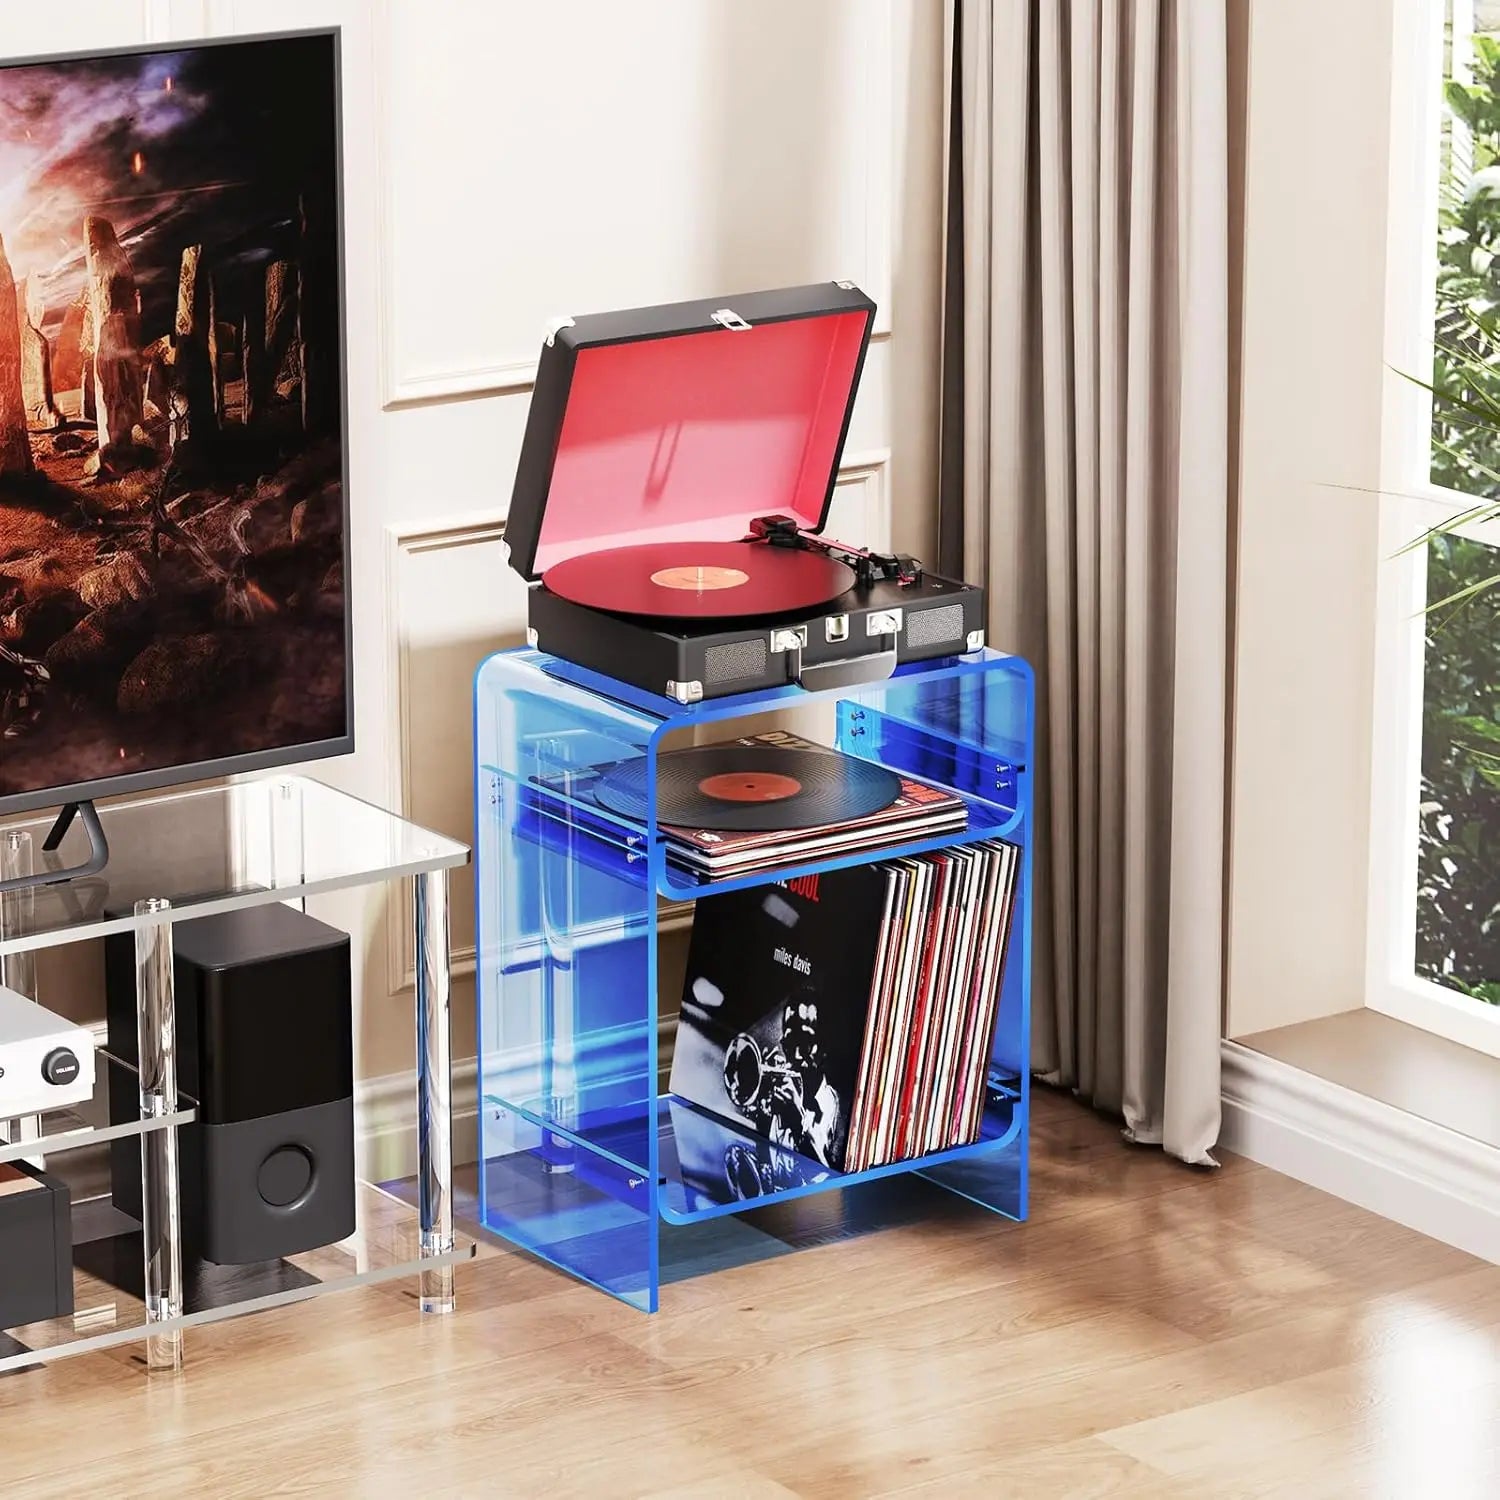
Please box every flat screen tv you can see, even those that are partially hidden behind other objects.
[0,29,350,827]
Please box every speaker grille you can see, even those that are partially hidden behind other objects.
[905,603,965,649]
[704,638,768,684]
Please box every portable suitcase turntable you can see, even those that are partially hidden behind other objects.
[506,281,986,703]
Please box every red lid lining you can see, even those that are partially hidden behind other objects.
[532,311,868,575]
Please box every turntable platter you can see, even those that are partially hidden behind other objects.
[542,541,855,621]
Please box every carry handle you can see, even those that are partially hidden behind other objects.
[793,643,898,693]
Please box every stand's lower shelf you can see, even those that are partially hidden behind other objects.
[478,1087,1026,1309]
[0,1182,475,1373]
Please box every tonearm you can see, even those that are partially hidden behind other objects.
[746,514,922,588]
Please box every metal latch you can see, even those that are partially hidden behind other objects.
[543,315,575,347]
[711,308,752,332]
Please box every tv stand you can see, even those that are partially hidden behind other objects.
[0,801,110,895]
[0,776,473,1375]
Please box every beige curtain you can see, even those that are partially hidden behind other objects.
[940,0,1229,1163]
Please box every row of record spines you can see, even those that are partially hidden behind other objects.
[842,838,1021,1171]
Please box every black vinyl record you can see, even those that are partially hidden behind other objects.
[542,541,854,621]
[596,746,901,832]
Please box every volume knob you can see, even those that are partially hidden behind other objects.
[41,1047,81,1087]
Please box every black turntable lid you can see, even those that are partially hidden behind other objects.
[504,282,877,582]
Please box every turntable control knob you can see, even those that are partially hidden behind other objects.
[42,1047,81,1087]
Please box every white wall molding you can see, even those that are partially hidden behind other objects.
[142,0,214,38]
[829,448,893,548]
[381,512,509,996]
[1220,1039,1500,1264]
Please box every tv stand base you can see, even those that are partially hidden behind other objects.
[0,801,110,895]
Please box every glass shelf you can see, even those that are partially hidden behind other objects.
[0,1183,476,1372]
[481,1086,1022,1221]
[0,1052,197,1168]
[0,775,468,958]
[509,775,1023,900]
[657,1088,1023,1223]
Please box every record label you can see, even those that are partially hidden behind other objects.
[697,771,802,803]
[544,541,854,621]
[596,745,900,832]
[649,565,750,592]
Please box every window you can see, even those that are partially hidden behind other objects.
[1367,0,1500,1051]
[1419,3,1500,1004]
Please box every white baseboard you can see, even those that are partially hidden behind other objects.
[353,1011,676,1183]
[355,1056,480,1184]
[1220,1039,1500,1264]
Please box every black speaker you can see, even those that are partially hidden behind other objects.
[0,1161,73,1330]
[108,902,355,1266]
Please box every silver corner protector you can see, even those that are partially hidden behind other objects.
[965,629,985,652]
[543,315,575,348]
[525,626,539,648]
[666,679,704,704]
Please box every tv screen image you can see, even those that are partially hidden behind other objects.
[0,30,348,816]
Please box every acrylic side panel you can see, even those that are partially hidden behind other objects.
[474,652,664,1308]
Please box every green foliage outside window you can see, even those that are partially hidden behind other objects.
[1418,536,1500,1001]
[1418,33,1500,1000]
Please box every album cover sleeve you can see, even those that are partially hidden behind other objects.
[844,862,910,1173]
[948,843,1003,1147]
[893,853,954,1159]
[869,857,932,1167]
[918,846,984,1155]
[952,841,1021,1145]
[934,845,1000,1149]
[668,803,965,874]
[671,863,892,1173]
[840,868,901,1172]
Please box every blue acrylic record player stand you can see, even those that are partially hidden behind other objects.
[473,646,1032,1311]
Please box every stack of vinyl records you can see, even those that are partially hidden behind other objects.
[581,728,968,878]
[671,839,1020,1173]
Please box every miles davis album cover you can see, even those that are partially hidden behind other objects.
[671,865,890,1177]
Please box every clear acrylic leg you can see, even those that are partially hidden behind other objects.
[415,869,455,1314]
[1,830,38,999]
[1,832,41,1164]
[135,898,184,1372]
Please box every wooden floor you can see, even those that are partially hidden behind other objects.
[5,1088,1498,1499]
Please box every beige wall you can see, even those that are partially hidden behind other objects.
[1226,0,1396,1036]
[5,3,947,1086]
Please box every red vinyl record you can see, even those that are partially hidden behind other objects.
[542,541,854,621]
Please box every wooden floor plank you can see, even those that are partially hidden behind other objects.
[2,1090,1494,1499]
